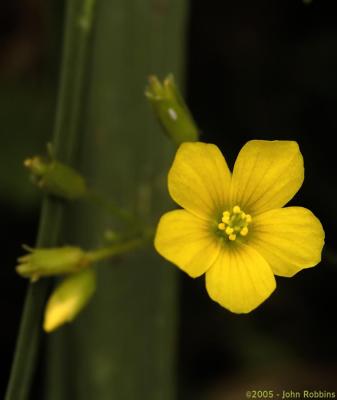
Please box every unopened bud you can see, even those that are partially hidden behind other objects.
[16,246,91,281]
[145,74,199,146]
[24,156,87,200]
[43,269,96,332]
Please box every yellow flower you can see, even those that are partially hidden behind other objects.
[154,140,325,313]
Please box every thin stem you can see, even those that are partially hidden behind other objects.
[5,1,96,399]
[87,236,148,264]
[4,201,59,400]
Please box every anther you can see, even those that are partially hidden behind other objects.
[222,215,230,223]
[233,205,241,214]
[225,227,234,235]
[218,223,225,230]
[240,227,248,236]
[229,234,236,241]
[245,214,252,223]
[222,211,230,223]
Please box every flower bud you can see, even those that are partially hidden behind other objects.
[24,156,87,200]
[145,74,199,146]
[43,269,96,332]
[16,246,91,281]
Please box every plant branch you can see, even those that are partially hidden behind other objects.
[5,1,97,399]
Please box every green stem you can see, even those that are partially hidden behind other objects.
[87,236,148,263]
[5,1,96,399]
[4,201,60,400]
[53,0,96,162]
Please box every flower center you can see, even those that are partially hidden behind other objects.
[217,205,252,241]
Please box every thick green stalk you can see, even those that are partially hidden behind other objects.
[5,1,96,399]
[45,0,188,399]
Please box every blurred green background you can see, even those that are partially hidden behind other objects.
[1,0,337,399]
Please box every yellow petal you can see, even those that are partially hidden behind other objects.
[249,207,324,277]
[168,142,231,220]
[205,244,276,313]
[231,140,304,215]
[154,209,221,277]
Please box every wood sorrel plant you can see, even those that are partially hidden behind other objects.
[6,1,324,399]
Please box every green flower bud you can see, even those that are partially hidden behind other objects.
[24,156,87,200]
[16,246,91,281]
[43,269,96,332]
[145,74,199,146]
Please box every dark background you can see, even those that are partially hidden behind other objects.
[1,0,336,399]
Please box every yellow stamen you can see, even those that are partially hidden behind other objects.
[217,205,252,242]
[240,226,248,236]
[222,215,230,223]
[225,227,234,235]
[222,211,230,223]
[233,205,241,214]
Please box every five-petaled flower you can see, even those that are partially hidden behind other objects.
[154,140,325,313]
